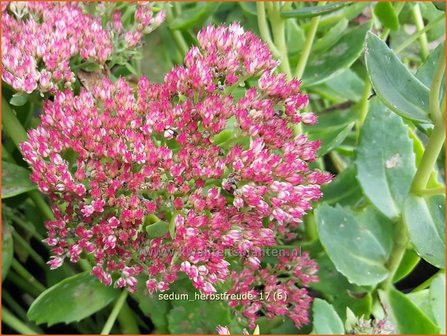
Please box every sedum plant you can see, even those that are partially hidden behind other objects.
[1,1,445,335]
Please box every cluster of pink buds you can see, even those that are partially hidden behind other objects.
[1,1,165,94]
[108,2,165,48]
[20,23,331,328]
[228,250,318,329]
[1,2,112,93]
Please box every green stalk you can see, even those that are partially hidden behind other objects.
[429,47,446,124]
[29,191,54,220]
[165,5,189,57]
[7,272,41,297]
[380,219,408,289]
[12,231,46,267]
[268,3,292,78]
[2,291,28,320]
[10,213,45,241]
[411,124,446,193]
[100,290,129,335]
[11,259,46,293]
[2,96,28,146]
[2,97,55,220]
[411,48,446,193]
[256,2,280,57]
[411,3,429,60]
[357,2,405,137]
[395,14,444,54]
[295,1,327,79]
[2,307,42,335]
[117,302,140,334]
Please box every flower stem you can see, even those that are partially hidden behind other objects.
[2,97,55,220]
[11,258,46,293]
[2,306,42,335]
[165,5,189,57]
[411,3,429,60]
[117,302,140,334]
[268,4,292,78]
[411,124,446,193]
[29,191,54,220]
[395,13,444,54]
[429,47,446,125]
[2,96,28,146]
[295,1,326,79]
[256,2,280,58]
[11,231,46,267]
[380,218,408,289]
[411,48,445,193]
[100,290,129,335]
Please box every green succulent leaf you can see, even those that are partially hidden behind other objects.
[281,2,348,19]
[429,273,446,333]
[404,194,445,269]
[145,220,169,239]
[169,3,220,30]
[393,249,420,283]
[312,18,348,53]
[316,203,394,286]
[2,161,37,199]
[311,298,345,334]
[321,165,364,207]
[9,92,28,106]
[356,100,416,219]
[28,272,119,326]
[365,32,431,123]
[303,23,370,86]
[374,2,399,31]
[379,288,440,333]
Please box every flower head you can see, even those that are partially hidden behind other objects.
[20,23,331,326]
[1,1,165,94]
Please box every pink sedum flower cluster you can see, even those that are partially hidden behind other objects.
[20,23,331,328]
[1,1,164,94]
[229,250,318,329]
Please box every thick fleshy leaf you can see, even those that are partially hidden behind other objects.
[167,298,231,333]
[313,69,365,103]
[433,2,446,11]
[305,108,356,156]
[132,277,170,333]
[430,273,446,333]
[404,194,445,269]
[356,100,416,219]
[238,2,257,16]
[310,254,372,320]
[303,23,370,86]
[312,18,348,53]
[286,20,305,54]
[145,220,169,239]
[379,288,440,333]
[393,249,420,282]
[406,289,436,322]
[28,272,118,326]
[365,32,431,123]
[10,93,28,106]
[2,223,13,282]
[374,2,399,31]
[2,161,37,198]
[169,3,220,30]
[311,298,344,334]
[281,2,348,19]
[321,165,364,207]
[316,204,394,286]
[416,42,445,101]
